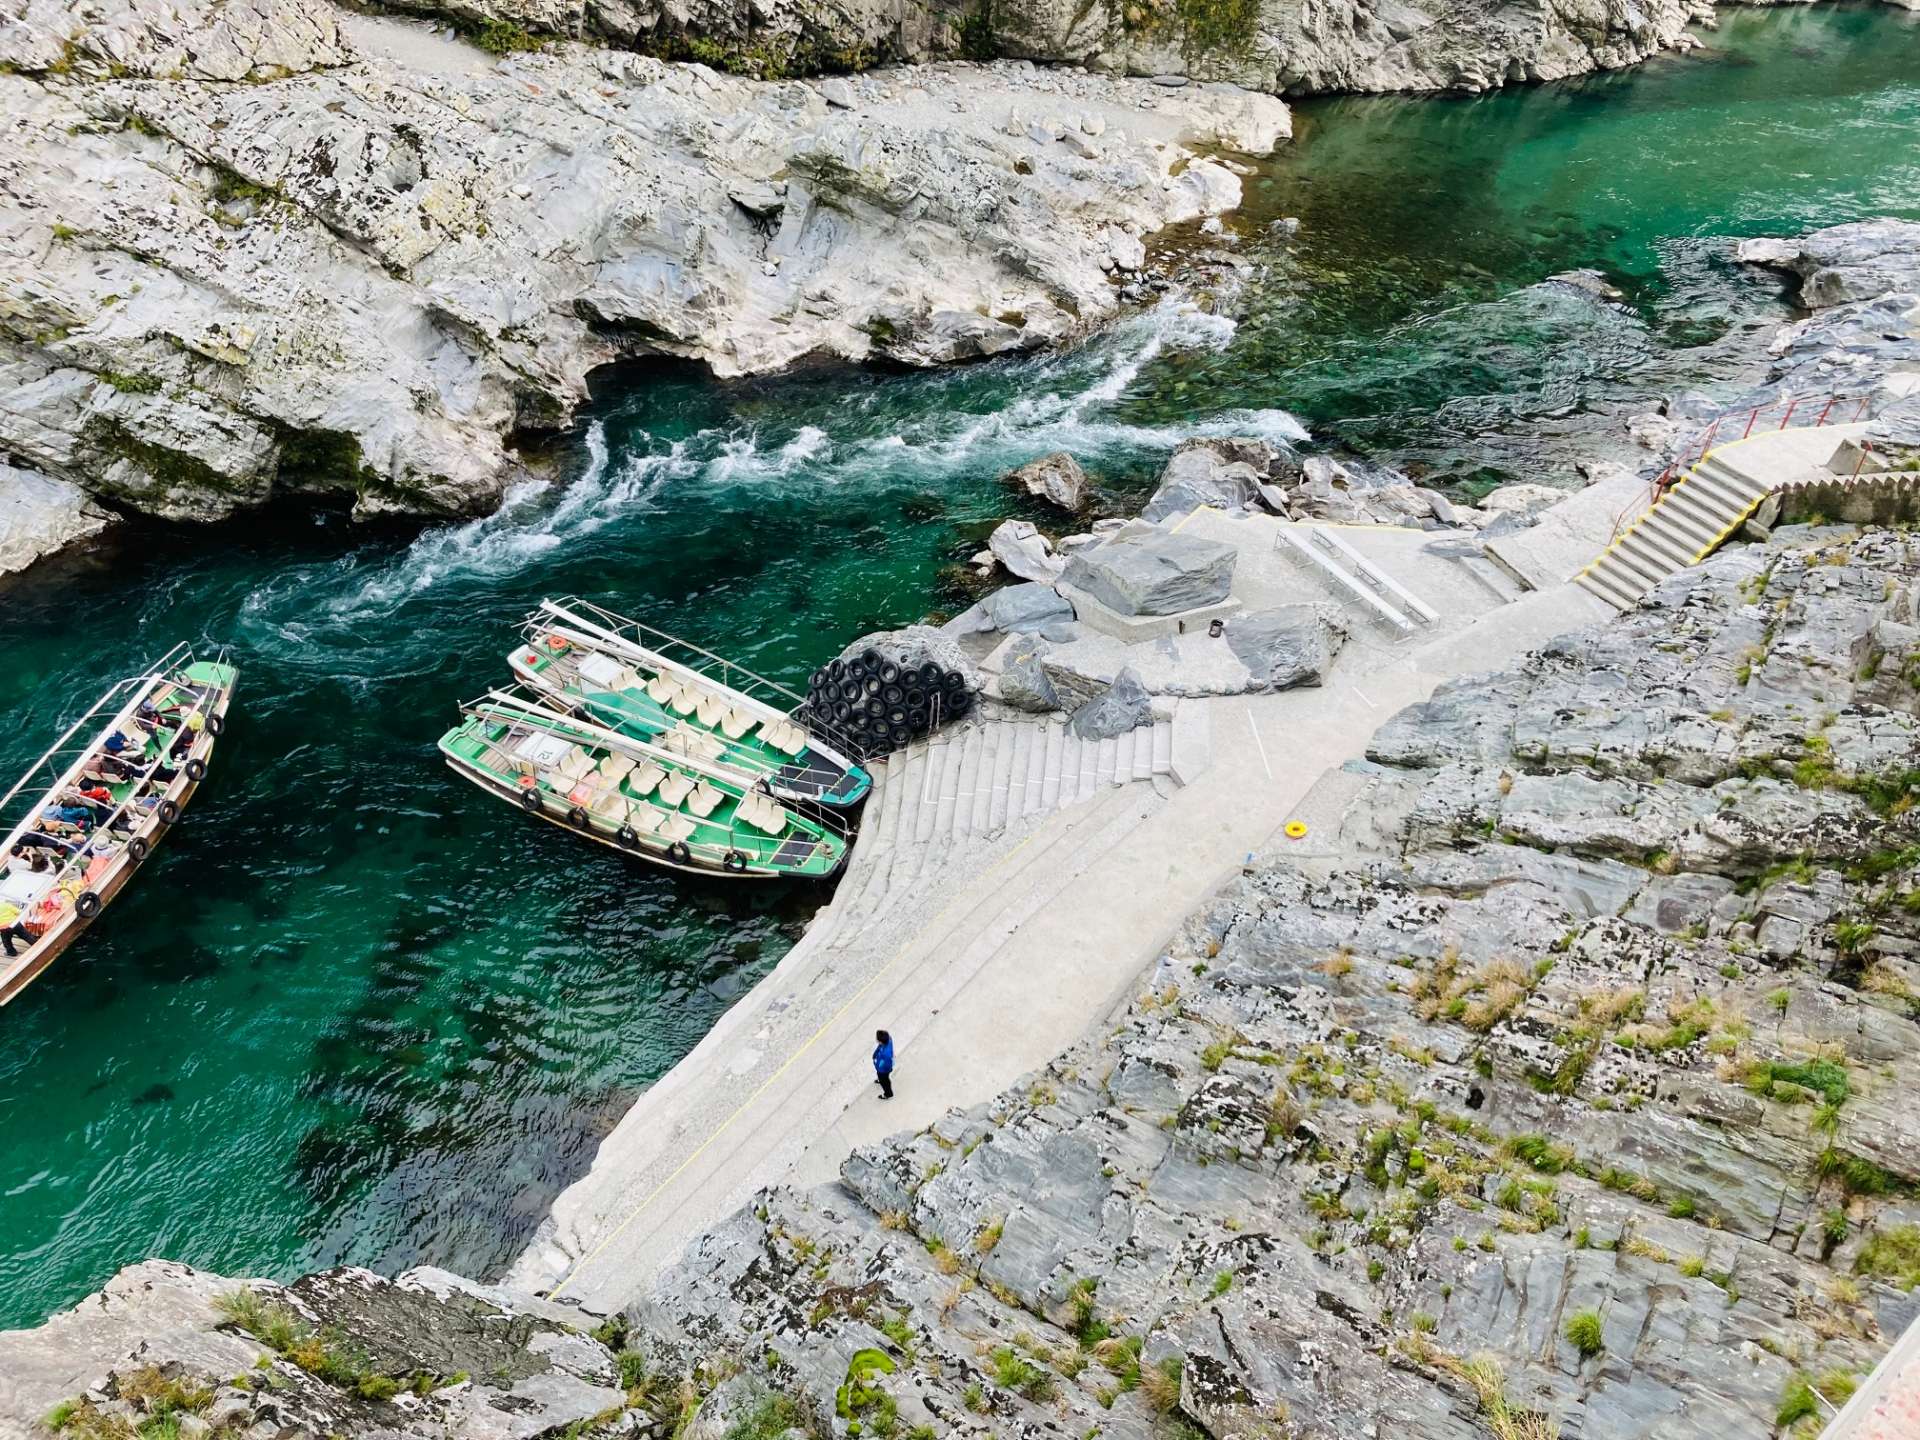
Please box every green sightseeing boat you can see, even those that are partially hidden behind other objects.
[508,598,871,809]
[437,688,849,880]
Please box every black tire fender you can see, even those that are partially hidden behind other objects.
[128,836,151,861]
[567,805,591,829]
[667,841,693,865]
[185,757,208,782]
[76,890,102,919]
[723,850,748,873]
[521,788,542,812]
[157,799,181,825]
[206,713,225,737]
[617,825,640,849]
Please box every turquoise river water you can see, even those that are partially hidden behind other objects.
[0,4,1914,1330]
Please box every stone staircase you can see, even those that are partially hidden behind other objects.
[1575,422,1870,611]
[807,713,1186,954]
[1575,452,1774,610]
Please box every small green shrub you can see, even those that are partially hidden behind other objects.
[1563,1310,1605,1358]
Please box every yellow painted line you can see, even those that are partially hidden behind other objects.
[544,817,1051,1302]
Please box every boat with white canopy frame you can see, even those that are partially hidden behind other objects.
[437,685,849,880]
[508,598,871,809]
[0,644,238,1007]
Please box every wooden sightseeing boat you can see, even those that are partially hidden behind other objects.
[508,598,871,809]
[0,645,239,1007]
[437,687,849,880]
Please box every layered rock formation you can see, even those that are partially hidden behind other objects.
[8,520,1918,1439]
[0,464,112,577]
[363,0,1718,94]
[0,0,1285,528]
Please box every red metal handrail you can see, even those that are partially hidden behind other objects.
[1610,389,1874,544]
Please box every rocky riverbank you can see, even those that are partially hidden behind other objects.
[5,513,1918,1439]
[0,0,1283,547]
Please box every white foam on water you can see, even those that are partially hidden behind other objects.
[267,294,1311,618]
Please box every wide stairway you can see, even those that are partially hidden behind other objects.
[1576,421,1870,610]
[808,711,1185,953]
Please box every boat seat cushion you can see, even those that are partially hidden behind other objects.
[627,761,666,798]
[696,694,728,728]
[656,771,694,807]
[679,728,726,762]
[558,747,598,782]
[598,753,636,784]
[656,814,697,844]
[766,721,808,756]
[669,684,701,716]
[686,781,724,818]
[592,788,629,822]
[719,707,756,740]
[742,792,790,836]
[627,805,665,834]
[613,666,642,691]
[646,675,676,705]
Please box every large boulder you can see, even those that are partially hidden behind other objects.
[997,637,1063,713]
[1062,526,1236,616]
[1065,666,1150,739]
[978,582,1076,635]
[1736,219,1920,309]
[988,520,1066,583]
[1003,452,1091,513]
[1139,439,1272,521]
[1225,605,1347,689]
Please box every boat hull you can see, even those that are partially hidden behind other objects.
[0,669,238,1008]
[444,756,840,882]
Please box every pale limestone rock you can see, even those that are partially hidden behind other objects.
[0,463,112,576]
[0,5,1288,532]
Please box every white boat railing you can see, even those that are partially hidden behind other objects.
[528,598,869,766]
[461,693,852,858]
[0,644,224,944]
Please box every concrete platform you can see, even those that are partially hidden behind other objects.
[509,505,1613,1310]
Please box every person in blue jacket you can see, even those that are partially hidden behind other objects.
[873,1029,894,1100]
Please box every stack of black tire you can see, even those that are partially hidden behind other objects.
[797,649,974,760]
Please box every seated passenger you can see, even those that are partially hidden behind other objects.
[7,845,51,876]
[0,900,31,958]
[16,829,78,857]
[42,804,95,830]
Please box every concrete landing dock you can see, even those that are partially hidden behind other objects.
[507,496,1626,1312]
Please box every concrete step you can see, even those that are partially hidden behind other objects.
[1170,700,1211,786]
[987,722,1021,834]
[1620,522,1696,575]
[1023,721,1049,819]
[925,731,962,844]
[1152,718,1173,776]
[1040,723,1065,811]
[1132,724,1155,782]
[964,722,995,837]
[1577,564,1640,612]
[1095,734,1119,789]
[1602,539,1671,590]
[1656,492,1729,553]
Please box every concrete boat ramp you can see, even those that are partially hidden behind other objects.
[508,421,1874,1314]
